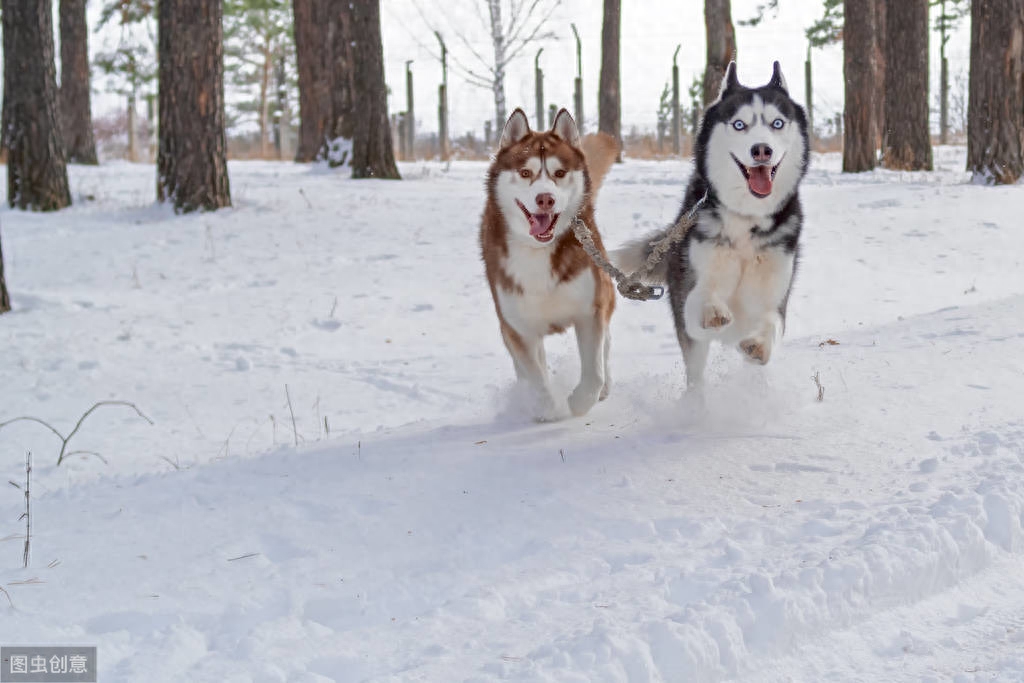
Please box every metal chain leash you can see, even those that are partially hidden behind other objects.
[569,191,708,301]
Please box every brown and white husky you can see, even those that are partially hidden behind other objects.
[480,108,618,421]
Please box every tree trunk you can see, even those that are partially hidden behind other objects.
[58,0,98,165]
[327,2,355,141]
[872,0,886,148]
[274,54,287,158]
[1,0,72,211]
[881,0,932,170]
[488,0,508,133]
[293,0,330,161]
[703,0,736,107]
[294,0,354,162]
[349,0,399,179]
[157,0,231,212]
[259,42,271,158]
[843,0,877,172]
[0,228,11,314]
[967,0,1024,184]
[599,0,621,160]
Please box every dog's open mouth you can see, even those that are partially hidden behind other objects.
[732,154,784,198]
[516,200,559,243]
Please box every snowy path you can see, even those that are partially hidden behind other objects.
[1,150,1023,681]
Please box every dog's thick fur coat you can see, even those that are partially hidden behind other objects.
[616,62,809,388]
[480,108,619,420]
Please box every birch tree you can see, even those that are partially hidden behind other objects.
[415,0,561,133]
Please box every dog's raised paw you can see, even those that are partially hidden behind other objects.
[701,303,733,330]
[739,338,771,364]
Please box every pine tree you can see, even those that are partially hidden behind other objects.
[349,0,399,179]
[293,0,355,162]
[881,0,932,171]
[966,0,1024,184]
[157,0,232,211]
[59,0,99,164]
[95,1,158,162]
[843,0,877,172]
[224,0,295,157]
[2,0,72,211]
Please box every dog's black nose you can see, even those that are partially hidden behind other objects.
[751,144,773,163]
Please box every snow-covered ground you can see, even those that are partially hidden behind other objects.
[1,148,1023,682]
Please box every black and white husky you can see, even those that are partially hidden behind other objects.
[616,61,809,388]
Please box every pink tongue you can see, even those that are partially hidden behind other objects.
[529,213,554,236]
[748,165,772,196]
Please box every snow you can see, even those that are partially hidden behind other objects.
[2,147,1024,682]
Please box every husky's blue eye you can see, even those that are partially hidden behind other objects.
[772,118,785,129]
[732,120,746,131]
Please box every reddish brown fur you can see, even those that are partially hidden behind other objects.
[480,131,618,332]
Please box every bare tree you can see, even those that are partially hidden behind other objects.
[703,0,736,107]
[59,0,99,164]
[882,0,932,170]
[349,0,399,179]
[598,0,621,158]
[414,0,561,133]
[157,0,232,212]
[843,0,877,172]
[2,0,72,211]
[967,0,1024,184]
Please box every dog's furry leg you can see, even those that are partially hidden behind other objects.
[569,315,607,416]
[600,330,611,400]
[684,244,742,338]
[678,329,710,389]
[501,323,558,419]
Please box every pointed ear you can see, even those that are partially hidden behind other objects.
[715,61,740,102]
[551,108,581,148]
[499,109,531,148]
[768,61,788,92]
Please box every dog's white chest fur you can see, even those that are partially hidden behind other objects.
[496,242,595,335]
[686,209,794,345]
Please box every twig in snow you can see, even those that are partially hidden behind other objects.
[227,552,260,562]
[285,385,299,447]
[812,372,825,402]
[21,452,31,568]
[324,416,330,438]
[158,455,182,471]
[329,296,338,318]
[0,585,13,609]
[313,395,322,441]
[298,188,314,209]
[559,449,565,463]
[0,400,154,466]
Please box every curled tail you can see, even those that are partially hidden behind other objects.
[581,132,619,198]
[610,229,672,284]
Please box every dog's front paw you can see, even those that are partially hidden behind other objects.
[701,302,733,330]
[739,337,772,364]
[568,382,602,417]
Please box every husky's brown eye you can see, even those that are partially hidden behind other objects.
[554,169,567,178]
[519,169,531,179]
